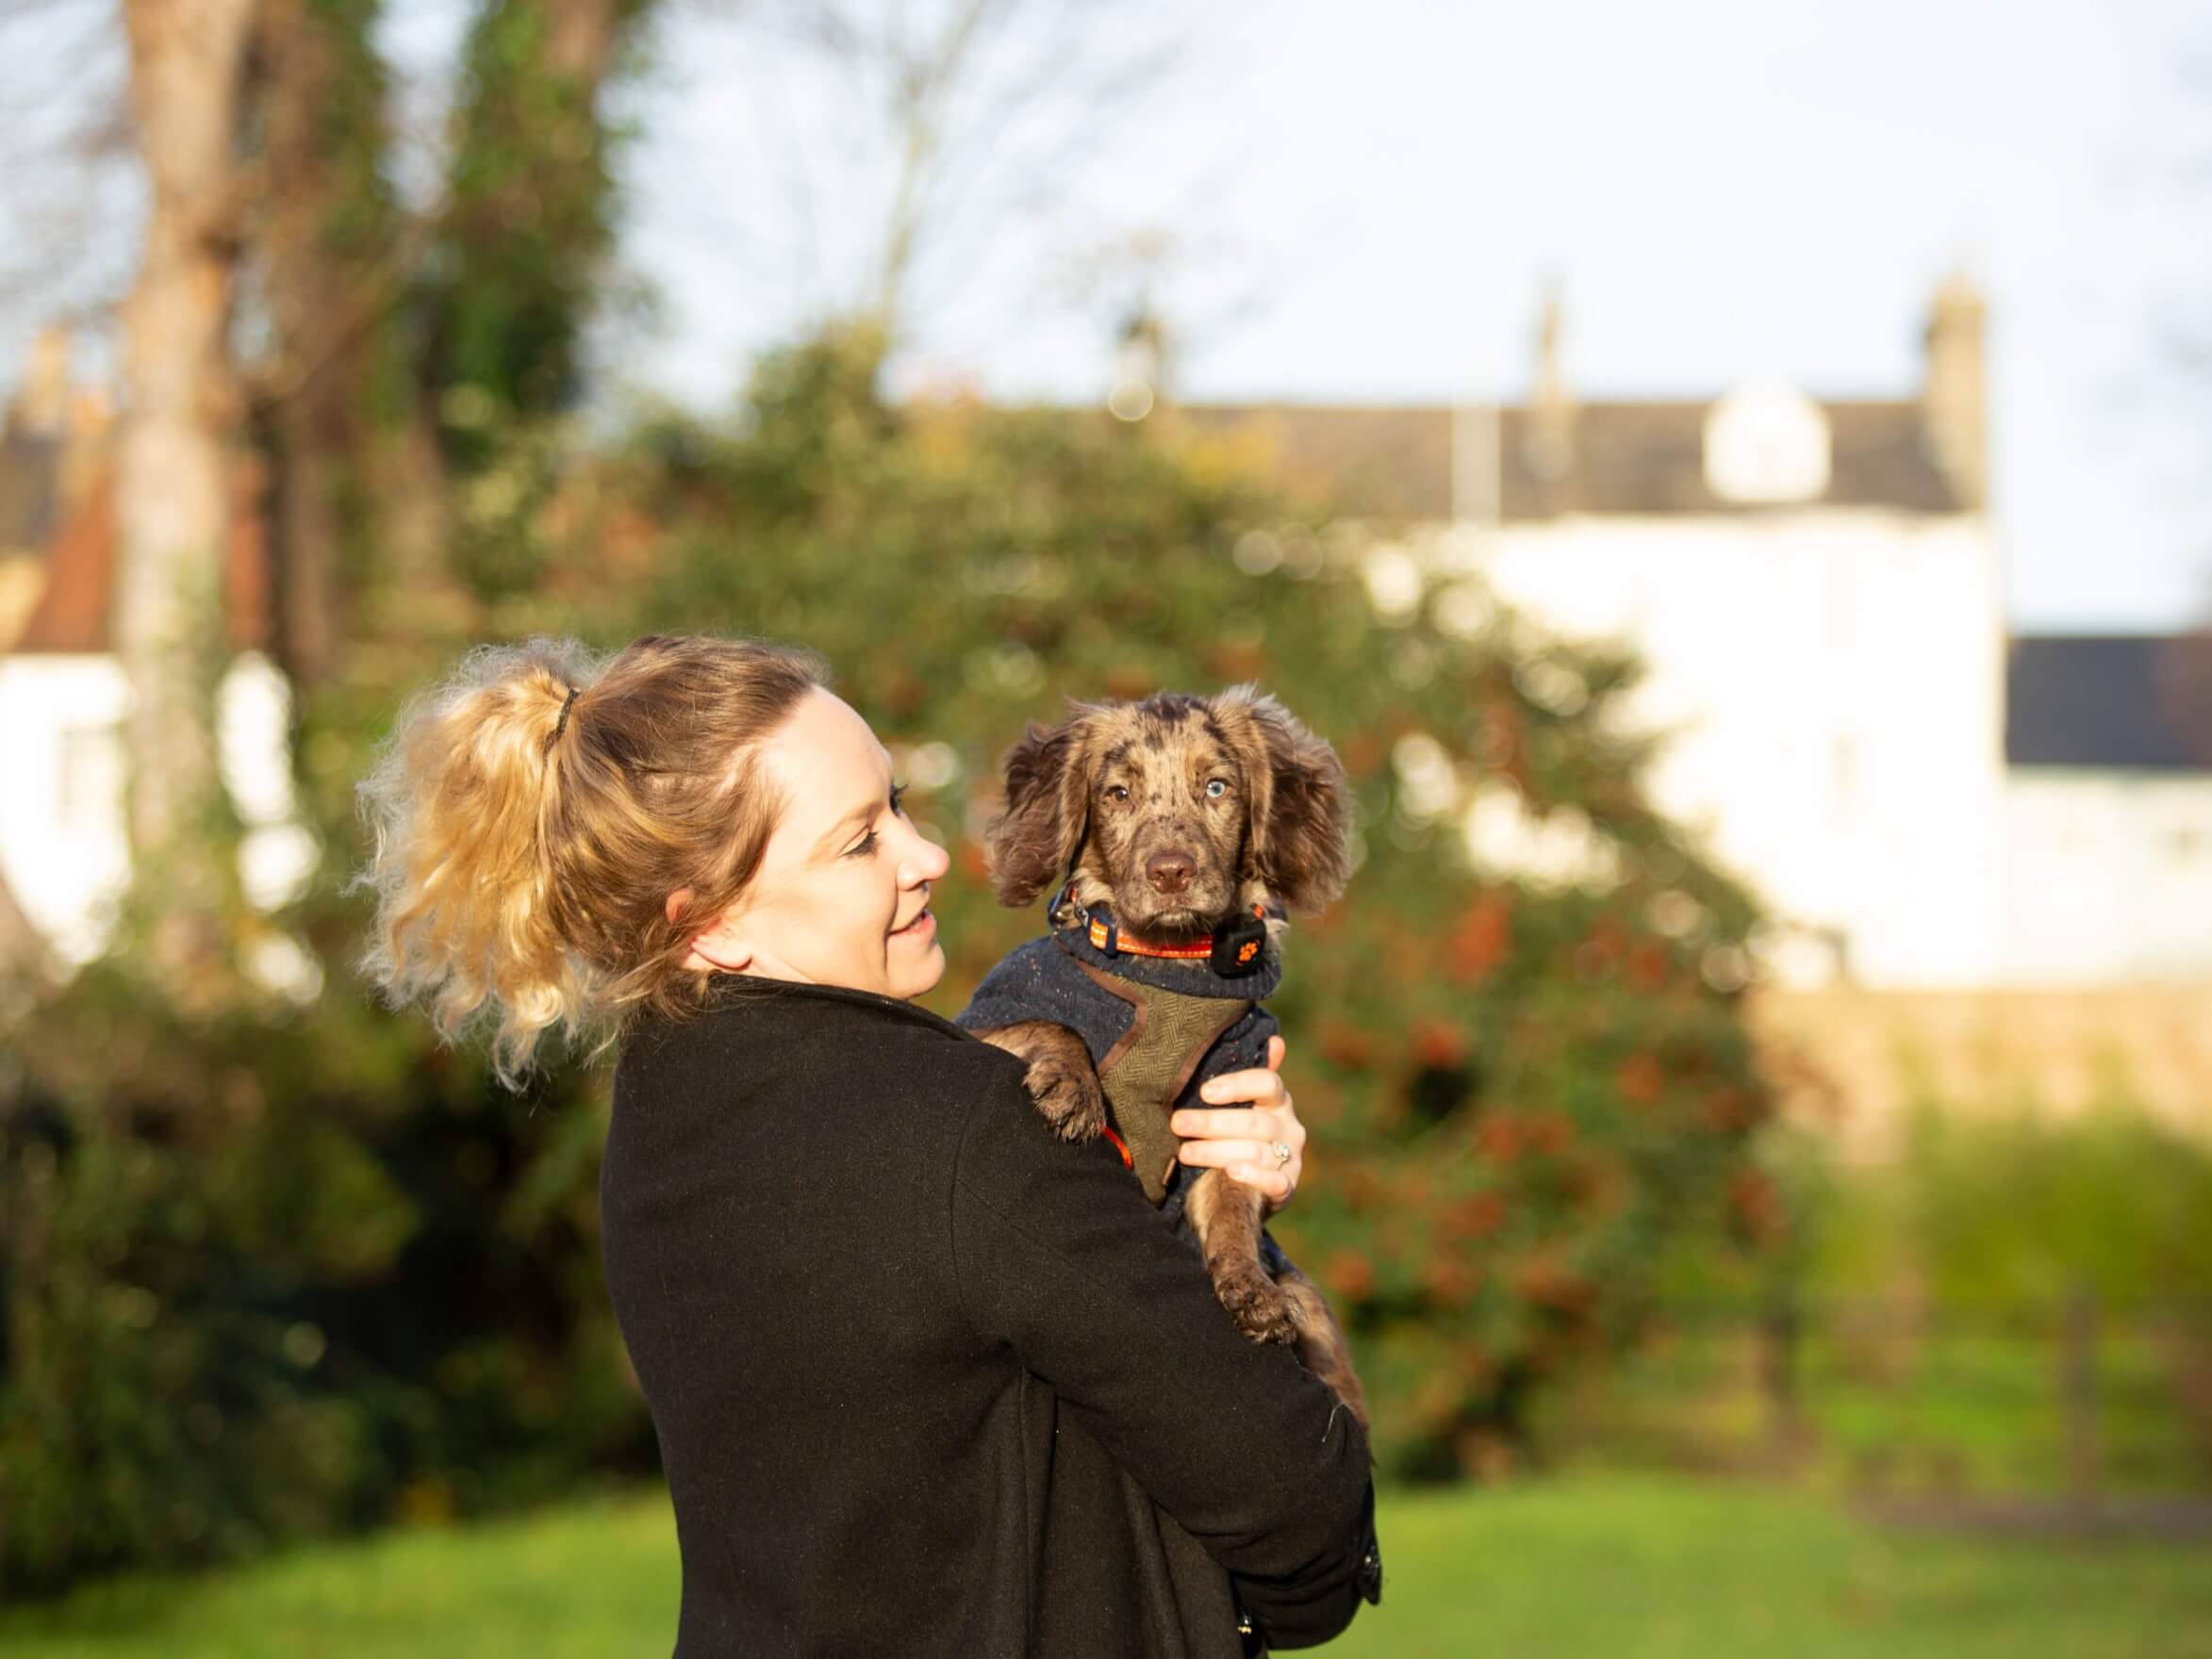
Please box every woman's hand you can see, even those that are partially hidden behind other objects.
[1169,1035,1305,1214]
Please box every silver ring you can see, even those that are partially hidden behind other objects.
[1270,1140,1293,1170]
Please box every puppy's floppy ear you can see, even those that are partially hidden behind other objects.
[983,705,1098,909]
[1213,684,1354,915]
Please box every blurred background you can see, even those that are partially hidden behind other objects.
[2,0,2209,1652]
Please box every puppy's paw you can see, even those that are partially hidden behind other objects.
[1214,1268,1303,1346]
[1025,1052,1107,1143]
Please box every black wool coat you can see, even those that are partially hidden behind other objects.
[601,973,1379,1659]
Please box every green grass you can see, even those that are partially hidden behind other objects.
[6,1476,2210,1658]
[1333,1478,2212,1659]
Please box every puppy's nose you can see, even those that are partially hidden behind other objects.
[1146,852,1194,895]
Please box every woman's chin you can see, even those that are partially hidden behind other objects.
[892,940,947,1000]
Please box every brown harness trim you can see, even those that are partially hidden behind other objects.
[1072,959,1251,1200]
[1072,960,1148,1076]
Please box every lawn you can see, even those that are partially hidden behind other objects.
[5,1475,2209,1658]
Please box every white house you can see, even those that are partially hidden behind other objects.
[0,337,318,983]
[1172,280,2209,991]
[2000,635,2212,983]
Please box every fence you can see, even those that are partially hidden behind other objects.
[1533,1288,2212,1516]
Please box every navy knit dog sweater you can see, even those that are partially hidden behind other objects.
[957,920,1292,1271]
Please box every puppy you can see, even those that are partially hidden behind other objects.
[955,687,1367,1427]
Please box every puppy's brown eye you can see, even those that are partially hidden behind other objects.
[1205,779,1229,799]
[1104,783,1130,803]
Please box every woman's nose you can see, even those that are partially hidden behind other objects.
[903,824,950,884]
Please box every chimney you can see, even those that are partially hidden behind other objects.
[1108,305,1167,422]
[1524,279,1575,481]
[9,324,74,437]
[1922,271,1986,511]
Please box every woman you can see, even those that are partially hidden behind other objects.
[357,633,1379,1657]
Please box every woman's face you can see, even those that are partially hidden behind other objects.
[685,687,950,1000]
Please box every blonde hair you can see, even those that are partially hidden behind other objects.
[353,632,827,1087]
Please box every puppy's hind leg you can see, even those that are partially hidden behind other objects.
[1279,1269,1368,1431]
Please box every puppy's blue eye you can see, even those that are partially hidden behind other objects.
[1206,779,1228,798]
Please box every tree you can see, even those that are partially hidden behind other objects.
[240,0,399,685]
[111,0,260,971]
[639,0,1232,385]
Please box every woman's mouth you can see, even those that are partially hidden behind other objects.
[889,908,935,941]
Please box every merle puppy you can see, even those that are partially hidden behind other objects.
[956,686,1367,1426]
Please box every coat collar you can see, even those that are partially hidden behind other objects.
[698,970,975,1040]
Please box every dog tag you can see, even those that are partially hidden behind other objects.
[1210,912,1267,977]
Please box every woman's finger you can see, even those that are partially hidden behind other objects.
[1180,1034,1304,1213]
[1180,1134,1302,1208]
[1197,1064,1287,1109]
[1230,1166,1293,1204]
[1169,1104,1303,1145]
[1176,1137,1278,1169]
[1170,1106,1274,1141]
[1181,1144,1293,1195]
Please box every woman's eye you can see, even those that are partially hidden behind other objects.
[1205,779,1228,798]
[845,782,908,855]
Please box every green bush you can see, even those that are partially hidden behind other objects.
[1813,1099,2212,1307]
[0,946,653,1595]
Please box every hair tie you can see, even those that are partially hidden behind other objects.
[553,684,580,742]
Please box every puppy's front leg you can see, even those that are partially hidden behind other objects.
[1184,1166,1301,1346]
[974,1020,1107,1143]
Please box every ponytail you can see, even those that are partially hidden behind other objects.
[354,633,825,1086]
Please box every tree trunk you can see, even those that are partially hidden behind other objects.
[544,0,621,84]
[116,0,258,959]
[252,0,363,687]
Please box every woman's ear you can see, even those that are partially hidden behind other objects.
[669,887,754,974]
[983,706,1097,908]
[1213,685,1354,915]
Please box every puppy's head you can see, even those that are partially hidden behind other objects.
[983,687,1353,938]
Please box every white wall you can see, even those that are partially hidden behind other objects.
[1419,510,2007,989]
[0,649,317,966]
[2002,771,2212,984]
[0,653,131,961]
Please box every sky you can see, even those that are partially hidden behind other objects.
[616,0,2212,633]
[5,0,2208,633]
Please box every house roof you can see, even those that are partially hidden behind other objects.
[10,464,271,654]
[1165,398,1966,522]
[2006,634,2212,771]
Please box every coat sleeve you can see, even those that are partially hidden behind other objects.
[949,1070,1380,1650]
